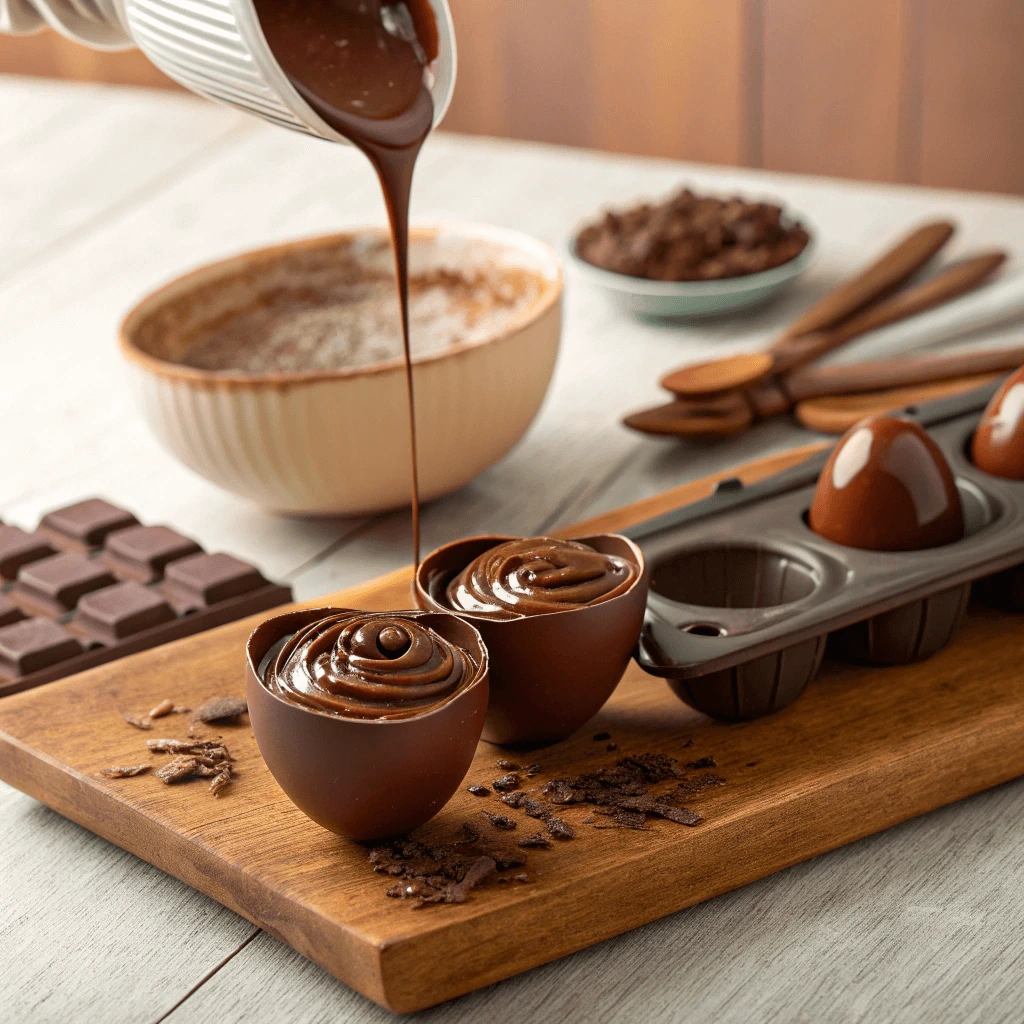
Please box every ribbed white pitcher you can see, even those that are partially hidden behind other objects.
[0,0,457,141]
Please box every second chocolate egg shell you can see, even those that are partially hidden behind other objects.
[971,366,1024,480]
[809,415,964,551]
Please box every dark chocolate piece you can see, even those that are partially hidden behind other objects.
[686,756,718,770]
[481,811,516,831]
[102,525,201,583]
[524,763,542,777]
[14,553,116,616]
[40,499,138,550]
[193,695,248,723]
[0,525,56,581]
[492,772,520,793]
[0,594,27,630]
[467,785,490,797]
[517,833,552,849]
[545,816,575,840]
[99,765,151,778]
[73,582,176,643]
[495,759,519,770]
[0,619,83,678]
[163,553,265,611]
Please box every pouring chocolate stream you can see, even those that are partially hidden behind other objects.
[254,0,439,566]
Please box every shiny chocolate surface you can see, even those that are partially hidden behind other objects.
[809,415,963,551]
[445,537,639,619]
[262,610,477,720]
[972,366,1024,480]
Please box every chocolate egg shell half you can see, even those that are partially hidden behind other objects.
[972,366,1024,480]
[809,415,964,551]
[246,607,488,842]
[415,534,648,747]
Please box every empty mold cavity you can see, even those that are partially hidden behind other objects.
[651,545,819,610]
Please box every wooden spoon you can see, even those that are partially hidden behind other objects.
[627,344,1024,438]
[662,249,1006,398]
[794,373,1004,434]
[662,220,955,398]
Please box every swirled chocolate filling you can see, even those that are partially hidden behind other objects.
[263,612,477,719]
[445,538,639,619]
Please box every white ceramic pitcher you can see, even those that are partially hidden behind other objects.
[0,0,457,140]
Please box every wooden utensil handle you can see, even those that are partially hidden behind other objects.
[772,251,1007,373]
[786,342,1024,400]
[774,220,954,345]
[794,373,1004,434]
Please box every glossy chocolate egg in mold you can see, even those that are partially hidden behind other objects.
[625,382,1024,721]
[968,368,1024,610]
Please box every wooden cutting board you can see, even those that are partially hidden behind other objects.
[3,443,1024,1014]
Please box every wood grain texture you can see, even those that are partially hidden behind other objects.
[0,28,177,89]
[5,81,1024,1023]
[761,0,910,183]
[5,446,1024,1013]
[916,0,1024,194]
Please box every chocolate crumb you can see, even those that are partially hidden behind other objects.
[655,805,703,826]
[148,699,176,719]
[154,755,203,784]
[193,696,247,724]
[524,763,543,777]
[746,761,758,768]
[209,768,232,797]
[546,816,575,840]
[147,738,232,761]
[123,712,152,731]
[461,822,482,843]
[606,742,619,752]
[99,764,151,778]
[467,785,491,797]
[482,811,517,831]
[673,773,726,797]
[682,737,694,748]
[686,756,717,770]
[582,816,595,824]
[496,759,520,770]
[492,773,521,793]
[593,732,611,741]
[517,832,553,849]
[501,793,550,820]
[514,873,529,883]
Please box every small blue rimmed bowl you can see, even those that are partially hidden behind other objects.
[568,231,814,321]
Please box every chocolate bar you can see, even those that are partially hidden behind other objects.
[0,500,292,698]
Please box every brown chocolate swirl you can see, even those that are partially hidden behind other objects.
[445,537,639,619]
[263,612,476,719]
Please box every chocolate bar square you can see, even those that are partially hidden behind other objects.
[73,581,176,643]
[40,499,138,551]
[15,553,117,616]
[0,594,27,629]
[102,525,202,583]
[163,553,265,612]
[0,525,56,581]
[0,618,83,678]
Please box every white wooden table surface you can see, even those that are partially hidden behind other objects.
[2,77,1024,1024]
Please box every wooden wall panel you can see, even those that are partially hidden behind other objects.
[916,0,1024,194]
[587,0,750,164]
[761,0,910,183]
[0,30,176,90]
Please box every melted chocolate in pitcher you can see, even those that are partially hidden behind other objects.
[254,0,439,565]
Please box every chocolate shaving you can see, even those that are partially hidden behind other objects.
[496,759,520,770]
[147,738,232,760]
[546,816,575,840]
[482,811,517,831]
[524,763,542,777]
[209,767,233,797]
[686,756,717,770]
[492,773,520,793]
[99,764,151,778]
[148,699,176,719]
[467,784,491,797]
[501,793,550,820]
[517,832,553,849]
[673,773,726,797]
[123,712,152,731]
[192,696,247,724]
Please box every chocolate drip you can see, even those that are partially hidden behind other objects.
[264,611,476,719]
[445,537,640,619]
[254,0,439,567]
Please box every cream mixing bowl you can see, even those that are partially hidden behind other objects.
[120,223,563,515]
